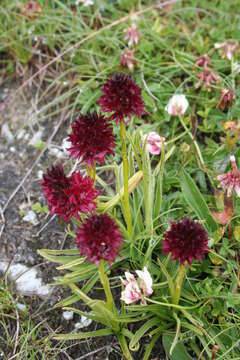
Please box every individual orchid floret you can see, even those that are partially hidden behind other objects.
[195,54,211,69]
[136,267,153,296]
[76,214,123,264]
[195,68,219,92]
[121,267,153,305]
[217,88,235,111]
[124,23,140,47]
[68,111,115,167]
[41,165,71,221]
[217,155,240,197]
[120,50,137,72]
[165,95,189,117]
[41,165,99,222]
[98,73,145,123]
[69,172,99,216]
[121,272,142,304]
[162,217,209,265]
[146,131,166,155]
[215,40,239,60]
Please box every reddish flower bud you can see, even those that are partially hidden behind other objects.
[195,68,219,92]
[217,155,240,197]
[120,50,137,72]
[124,23,140,47]
[217,88,235,111]
[195,54,211,69]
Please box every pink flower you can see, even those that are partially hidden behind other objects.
[136,267,153,296]
[120,50,137,72]
[217,155,240,197]
[146,132,166,155]
[195,54,211,69]
[121,272,142,304]
[195,68,219,92]
[121,267,153,305]
[215,40,239,60]
[217,88,235,111]
[165,95,189,116]
[124,23,140,46]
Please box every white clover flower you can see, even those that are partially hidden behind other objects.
[165,94,189,116]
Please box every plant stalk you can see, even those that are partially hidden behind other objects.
[86,162,96,183]
[120,121,133,238]
[179,116,204,166]
[173,263,187,305]
[99,259,115,311]
[117,334,133,360]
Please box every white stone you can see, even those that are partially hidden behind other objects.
[37,170,43,179]
[23,210,38,226]
[74,315,92,330]
[17,129,26,140]
[16,302,26,312]
[62,137,71,155]
[2,123,14,143]
[0,262,51,298]
[49,147,64,159]
[29,130,43,146]
[62,311,74,321]
[10,147,16,153]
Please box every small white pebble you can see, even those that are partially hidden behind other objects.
[49,147,64,159]
[23,210,38,226]
[37,170,43,179]
[17,129,26,140]
[62,311,74,321]
[24,133,30,141]
[16,302,26,312]
[10,147,16,153]
[75,315,92,330]
[29,130,43,146]
[2,123,14,143]
[62,137,71,155]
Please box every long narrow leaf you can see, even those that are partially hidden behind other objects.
[180,170,217,233]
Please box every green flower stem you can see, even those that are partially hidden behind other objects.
[179,116,204,166]
[117,334,133,360]
[99,259,115,311]
[173,263,187,306]
[120,121,133,238]
[86,163,96,183]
